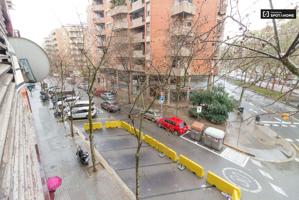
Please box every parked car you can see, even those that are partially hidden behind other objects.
[93,88,107,97]
[100,92,116,100]
[68,106,97,119]
[71,100,94,110]
[144,109,161,121]
[156,116,189,136]
[64,96,80,104]
[101,101,120,112]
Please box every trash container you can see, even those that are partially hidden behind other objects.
[203,127,225,151]
[189,121,205,142]
[255,115,260,122]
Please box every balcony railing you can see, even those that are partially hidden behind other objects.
[110,5,128,17]
[113,20,129,30]
[131,0,144,12]
[172,68,186,76]
[172,26,193,36]
[172,47,191,57]
[94,17,105,24]
[131,17,144,28]
[133,64,144,72]
[133,32,144,43]
[133,50,145,58]
[171,0,196,16]
[93,4,104,12]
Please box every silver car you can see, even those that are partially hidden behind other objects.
[144,110,161,121]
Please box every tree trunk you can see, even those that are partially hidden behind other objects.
[265,78,271,89]
[207,74,213,91]
[70,107,74,137]
[239,86,246,107]
[88,94,96,172]
[127,71,132,104]
[135,142,142,200]
[271,77,276,91]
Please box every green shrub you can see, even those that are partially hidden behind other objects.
[189,86,235,124]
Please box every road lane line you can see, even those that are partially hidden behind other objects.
[269,183,288,197]
[249,108,258,114]
[258,169,273,180]
[180,136,249,167]
[251,159,263,168]
[274,117,282,122]
[260,108,267,113]
[285,138,293,142]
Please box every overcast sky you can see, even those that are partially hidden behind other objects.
[9,0,299,45]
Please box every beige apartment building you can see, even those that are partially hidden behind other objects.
[87,0,226,103]
[43,25,86,77]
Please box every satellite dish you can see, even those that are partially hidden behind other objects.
[8,37,50,82]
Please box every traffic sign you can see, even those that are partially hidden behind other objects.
[197,106,202,113]
[159,96,165,104]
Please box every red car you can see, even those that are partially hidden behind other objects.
[156,117,189,136]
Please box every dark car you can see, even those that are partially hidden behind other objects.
[101,101,120,112]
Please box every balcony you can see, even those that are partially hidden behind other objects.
[133,32,144,43]
[146,35,150,42]
[93,4,104,12]
[171,1,196,16]
[94,17,105,24]
[172,26,193,36]
[146,15,150,23]
[110,5,128,17]
[113,20,129,30]
[133,64,144,72]
[131,0,144,13]
[172,68,186,76]
[133,50,145,58]
[131,17,144,28]
[172,47,191,57]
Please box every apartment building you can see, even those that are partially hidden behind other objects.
[87,0,226,103]
[44,25,86,76]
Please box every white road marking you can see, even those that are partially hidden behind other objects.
[180,136,249,167]
[295,158,299,162]
[285,138,293,142]
[290,125,296,128]
[292,117,299,122]
[220,148,249,168]
[274,117,282,122]
[269,183,288,197]
[258,169,273,180]
[281,124,288,127]
[249,108,258,114]
[249,102,254,106]
[264,124,270,127]
[260,108,267,113]
[296,139,299,143]
[272,124,279,127]
[251,159,263,168]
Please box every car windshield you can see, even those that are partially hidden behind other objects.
[179,122,186,128]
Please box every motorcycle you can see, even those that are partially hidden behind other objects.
[76,146,89,165]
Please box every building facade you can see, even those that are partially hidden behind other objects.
[43,25,86,77]
[87,0,227,103]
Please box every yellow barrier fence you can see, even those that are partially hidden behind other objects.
[121,121,132,132]
[143,135,159,150]
[157,143,178,162]
[105,121,122,128]
[206,171,241,200]
[178,155,204,178]
[83,122,103,131]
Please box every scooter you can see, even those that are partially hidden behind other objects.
[76,146,89,165]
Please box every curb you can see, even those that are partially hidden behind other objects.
[74,126,136,200]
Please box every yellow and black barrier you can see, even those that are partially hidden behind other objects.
[178,155,205,178]
[83,122,103,131]
[206,171,241,200]
[157,143,178,162]
[105,120,122,128]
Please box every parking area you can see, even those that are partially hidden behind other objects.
[73,123,224,200]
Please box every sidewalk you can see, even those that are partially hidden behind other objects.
[30,89,134,200]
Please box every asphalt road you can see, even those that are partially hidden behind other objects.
[217,79,299,147]
[44,78,299,199]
